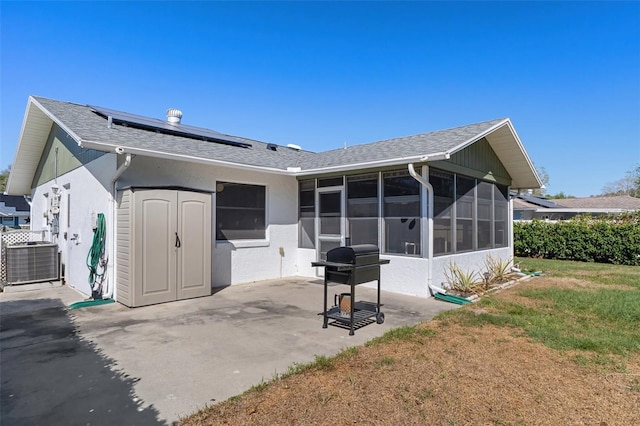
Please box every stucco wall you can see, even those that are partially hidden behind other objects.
[31,151,515,301]
[431,247,513,290]
[30,153,116,296]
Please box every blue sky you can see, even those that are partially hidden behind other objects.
[1,1,638,197]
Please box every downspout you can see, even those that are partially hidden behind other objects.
[104,149,133,299]
[408,152,450,297]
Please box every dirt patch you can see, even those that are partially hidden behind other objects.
[181,277,640,426]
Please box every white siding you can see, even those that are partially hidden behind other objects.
[116,189,131,305]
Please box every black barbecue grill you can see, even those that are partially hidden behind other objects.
[312,244,390,335]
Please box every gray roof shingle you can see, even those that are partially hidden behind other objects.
[308,119,505,170]
[34,97,317,171]
[34,97,506,172]
[554,195,640,210]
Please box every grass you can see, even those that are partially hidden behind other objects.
[439,257,640,358]
[515,257,640,289]
[365,324,437,347]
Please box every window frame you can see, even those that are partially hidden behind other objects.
[346,173,380,247]
[215,180,267,242]
[298,179,316,249]
[382,170,422,256]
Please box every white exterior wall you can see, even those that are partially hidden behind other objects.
[30,152,516,301]
[30,154,116,297]
[117,156,300,288]
[296,248,318,277]
[376,255,431,297]
[431,247,512,290]
[297,245,512,299]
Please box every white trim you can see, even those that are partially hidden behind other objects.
[215,239,270,248]
[81,140,292,176]
[502,120,543,189]
[445,118,510,155]
[83,140,456,179]
[30,97,84,145]
[214,179,269,244]
[295,153,449,177]
[315,186,346,257]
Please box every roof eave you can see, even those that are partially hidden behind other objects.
[6,97,84,195]
[294,152,451,177]
[487,120,542,190]
[80,140,295,176]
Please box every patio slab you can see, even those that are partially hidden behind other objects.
[1,277,458,425]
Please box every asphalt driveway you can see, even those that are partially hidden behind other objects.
[1,277,457,425]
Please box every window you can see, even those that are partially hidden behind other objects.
[318,177,343,187]
[383,171,420,255]
[432,168,509,255]
[347,173,379,246]
[456,175,475,252]
[494,184,508,247]
[216,182,265,240]
[298,180,315,248]
[430,169,454,255]
[477,181,493,249]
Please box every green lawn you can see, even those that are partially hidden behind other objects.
[437,257,640,361]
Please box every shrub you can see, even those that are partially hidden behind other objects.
[484,254,513,283]
[514,213,640,266]
[444,261,480,293]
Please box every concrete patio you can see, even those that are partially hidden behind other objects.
[1,277,458,425]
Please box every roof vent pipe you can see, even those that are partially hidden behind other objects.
[166,109,183,125]
[107,116,113,129]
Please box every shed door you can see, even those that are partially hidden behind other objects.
[176,191,212,300]
[134,190,177,306]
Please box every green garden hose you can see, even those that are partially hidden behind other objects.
[86,213,106,296]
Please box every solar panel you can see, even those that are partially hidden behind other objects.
[89,105,252,148]
[518,193,557,208]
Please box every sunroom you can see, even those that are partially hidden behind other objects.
[295,128,535,298]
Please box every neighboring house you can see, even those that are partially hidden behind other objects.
[0,194,30,229]
[513,193,640,221]
[6,96,541,306]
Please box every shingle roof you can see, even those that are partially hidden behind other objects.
[33,97,318,171]
[33,97,506,172]
[553,195,640,210]
[0,195,30,212]
[513,198,540,210]
[0,195,30,216]
[306,119,506,170]
[7,95,543,195]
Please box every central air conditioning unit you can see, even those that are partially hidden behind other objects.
[4,242,60,285]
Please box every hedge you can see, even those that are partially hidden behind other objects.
[513,212,640,266]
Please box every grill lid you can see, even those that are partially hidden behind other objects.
[326,244,379,265]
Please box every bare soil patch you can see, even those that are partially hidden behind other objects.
[181,277,640,426]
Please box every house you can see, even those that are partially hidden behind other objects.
[0,194,31,229]
[513,193,640,221]
[6,96,542,306]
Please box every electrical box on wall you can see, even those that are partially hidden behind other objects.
[50,193,60,214]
